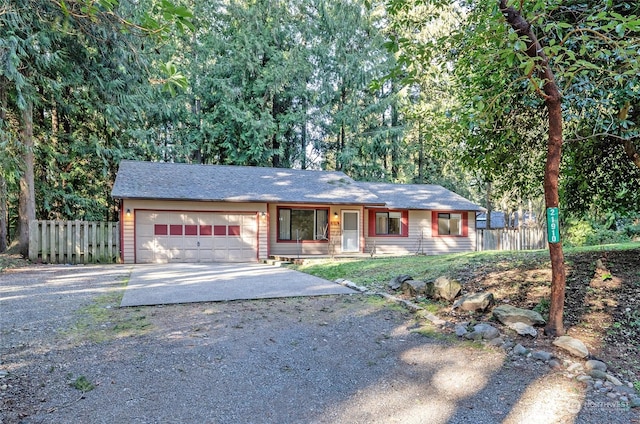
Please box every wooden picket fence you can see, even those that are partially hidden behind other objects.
[29,220,120,264]
[476,227,547,252]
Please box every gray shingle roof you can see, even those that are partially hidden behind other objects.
[357,182,485,211]
[111,160,383,205]
[111,161,484,211]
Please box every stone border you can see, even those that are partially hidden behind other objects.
[334,278,640,410]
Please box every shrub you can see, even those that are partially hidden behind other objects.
[564,215,633,247]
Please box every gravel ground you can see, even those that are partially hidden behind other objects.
[1,265,638,423]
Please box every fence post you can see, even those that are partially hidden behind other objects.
[66,221,72,264]
[28,220,39,261]
[83,221,89,264]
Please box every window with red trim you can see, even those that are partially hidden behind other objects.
[200,225,212,236]
[214,225,227,236]
[368,210,408,237]
[154,224,168,236]
[432,212,468,237]
[277,207,328,241]
[185,225,198,236]
[170,225,183,236]
[228,225,241,236]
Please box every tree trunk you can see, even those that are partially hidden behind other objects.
[301,97,308,170]
[17,102,36,258]
[417,122,425,182]
[390,102,399,180]
[0,79,7,253]
[499,1,566,336]
[0,174,7,253]
[486,181,492,229]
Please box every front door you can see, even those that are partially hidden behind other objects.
[341,211,360,252]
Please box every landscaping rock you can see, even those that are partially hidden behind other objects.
[576,375,593,383]
[454,325,468,337]
[389,274,413,290]
[629,396,640,408]
[507,322,537,337]
[401,280,429,297]
[492,304,546,326]
[588,369,608,380]
[532,350,553,362]
[512,343,529,356]
[605,374,623,386]
[548,359,562,370]
[464,331,483,341]
[488,337,504,347]
[473,323,500,340]
[452,292,495,312]
[614,385,637,396]
[552,335,589,358]
[433,276,462,302]
[585,359,607,373]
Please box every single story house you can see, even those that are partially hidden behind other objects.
[111,160,484,263]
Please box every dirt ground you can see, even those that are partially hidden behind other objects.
[440,248,640,387]
[1,257,639,423]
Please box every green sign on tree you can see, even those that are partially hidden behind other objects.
[546,207,560,244]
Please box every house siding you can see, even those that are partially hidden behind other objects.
[364,210,477,255]
[268,204,343,257]
[121,199,268,264]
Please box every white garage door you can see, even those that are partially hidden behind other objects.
[135,211,257,263]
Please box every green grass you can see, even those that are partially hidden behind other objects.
[65,275,152,343]
[289,241,640,291]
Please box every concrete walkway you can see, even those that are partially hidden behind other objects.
[120,263,356,307]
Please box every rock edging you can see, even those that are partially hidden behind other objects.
[334,277,640,409]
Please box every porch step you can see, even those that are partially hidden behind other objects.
[262,258,293,267]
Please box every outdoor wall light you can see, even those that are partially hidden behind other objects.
[126,208,131,217]
[333,212,339,218]
[260,211,266,218]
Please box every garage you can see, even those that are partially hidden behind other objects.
[135,211,258,263]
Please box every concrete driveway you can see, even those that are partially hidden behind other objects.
[120,263,356,307]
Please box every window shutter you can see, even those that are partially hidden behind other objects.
[431,211,438,236]
[462,212,469,237]
[402,211,409,236]
[368,210,376,236]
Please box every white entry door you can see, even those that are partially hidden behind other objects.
[341,211,360,252]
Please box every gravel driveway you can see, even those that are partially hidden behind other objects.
[1,265,637,423]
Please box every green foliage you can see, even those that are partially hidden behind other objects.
[387,0,640,217]
[69,375,95,393]
[533,298,550,320]
[564,214,637,247]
